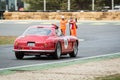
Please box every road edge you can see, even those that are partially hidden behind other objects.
[0,52,120,75]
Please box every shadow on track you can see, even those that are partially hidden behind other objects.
[15,55,82,61]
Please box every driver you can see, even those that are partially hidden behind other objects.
[52,24,63,36]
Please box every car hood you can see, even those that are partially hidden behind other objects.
[17,35,50,43]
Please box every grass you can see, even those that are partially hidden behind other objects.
[95,74,120,80]
[0,36,17,45]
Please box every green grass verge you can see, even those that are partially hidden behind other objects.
[0,36,16,45]
[95,74,120,80]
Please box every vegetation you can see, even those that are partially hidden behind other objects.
[23,0,120,11]
[0,1,6,10]
[95,74,120,80]
[0,36,16,45]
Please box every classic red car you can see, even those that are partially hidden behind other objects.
[13,24,79,59]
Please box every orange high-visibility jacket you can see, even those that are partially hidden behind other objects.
[60,20,68,35]
[69,20,77,36]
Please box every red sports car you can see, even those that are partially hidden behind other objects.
[13,24,79,59]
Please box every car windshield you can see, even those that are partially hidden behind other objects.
[22,27,51,36]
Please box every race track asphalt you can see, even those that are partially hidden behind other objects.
[0,20,120,69]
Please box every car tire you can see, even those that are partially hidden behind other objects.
[35,55,41,58]
[53,42,61,59]
[69,42,78,57]
[15,52,24,59]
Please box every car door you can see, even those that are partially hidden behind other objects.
[59,36,72,53]
[65,36,73,51]
[55,28,72,52]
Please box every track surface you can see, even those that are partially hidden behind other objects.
[0,20,120,69]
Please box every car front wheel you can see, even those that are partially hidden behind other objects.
[15,52,24,59]
[69,42,78,57]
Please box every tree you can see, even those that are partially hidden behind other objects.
[23,0,120,11]
[23,0,61,11]
[0,0,6,10]
[105,0,120,9]
[94,0,106,11]
[71,0,91,10]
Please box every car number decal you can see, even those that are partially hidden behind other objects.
[64,38,68,49]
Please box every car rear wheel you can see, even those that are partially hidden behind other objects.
[69,42,78,57]
[53,42,61,59]
[35,55,41,58]
[15,52,24,59]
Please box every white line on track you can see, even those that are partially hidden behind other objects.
[115,23,120,25]
[79,39,85,41]
[91,23,107,25]
[0,52,120,71]
[41,22,53,24]
[16,22,30,24]
[0,21,3,23]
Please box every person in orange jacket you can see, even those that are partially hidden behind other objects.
[69,17,77,37]
[60,16,68,35]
